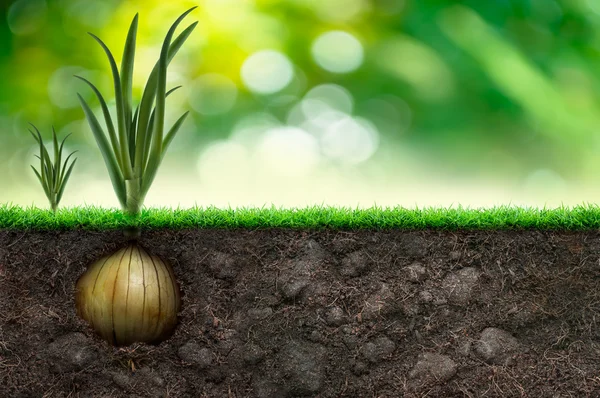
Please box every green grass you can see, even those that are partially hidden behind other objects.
[2,203,600,230]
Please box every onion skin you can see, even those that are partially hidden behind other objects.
[75,244,181,346]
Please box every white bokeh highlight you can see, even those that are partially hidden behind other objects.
[312,31,364,73]
[241,50,294,94]
[254,127,321,177]
[304,84,354,114]
[321,116,380,164]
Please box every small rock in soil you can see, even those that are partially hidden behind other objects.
[325,305,346,326]
[441,267,480,304]
[46,332,97,373]
[178,342,213,368]
[403,262,427,282]
[339,250,371,277]
[409,352,457,384]
[473,327,520,364]
[275,340,326,396]
[361,336,396,363]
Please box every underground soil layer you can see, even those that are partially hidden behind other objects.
[0,228,599,397]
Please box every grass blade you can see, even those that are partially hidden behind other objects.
[88,32,132,178]
[121,14,138,141]
[74,75,122,170]
[78,94,127,208]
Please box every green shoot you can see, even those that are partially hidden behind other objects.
[76,8,197,216]
[29,124,78,212]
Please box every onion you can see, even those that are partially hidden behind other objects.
[75,244,181,346]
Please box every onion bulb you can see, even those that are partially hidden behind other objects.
[75,244,181,346]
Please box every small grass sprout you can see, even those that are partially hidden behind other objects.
[29,124,78,212]
[76,7,197,217]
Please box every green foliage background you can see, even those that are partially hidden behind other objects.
[1,0,599,208]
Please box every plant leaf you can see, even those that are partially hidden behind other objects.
[78,94,127,208]
[141,86,182,174]
[129,105,139,166]
[142,111,189,197]
[134,20,198,174]
[31,165,51,199]
[59,150,78,188]
[88,32,132,177]
[57,158,77,204]
[153,7,197,164]
[162,111,189,157]
[30,124,54,187]
[52,126,59,175]
[74,75,122,170]
[121,13,138,142]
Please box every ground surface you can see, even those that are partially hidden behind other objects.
[0,228,599,397]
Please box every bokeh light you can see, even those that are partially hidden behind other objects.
[7,0,47,36]
[241,50,294,94]
[311,31,364,73]
[321,116,379,164]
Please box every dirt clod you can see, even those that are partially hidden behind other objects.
[441,266,480,304]
[324,306,346,326]
[403,262,427,282]
[360,336,396,363]
[46,332,97,373]
[177,342,213,368]
[409,352,458,384]
[473,327,521,364]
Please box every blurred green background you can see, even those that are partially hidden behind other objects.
[1,0,600,209]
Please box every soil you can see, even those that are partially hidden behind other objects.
[1,228,599,397]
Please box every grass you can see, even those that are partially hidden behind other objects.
[2,203,600,230]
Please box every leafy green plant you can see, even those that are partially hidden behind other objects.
[76,7,197,216]
[29,124,78,212]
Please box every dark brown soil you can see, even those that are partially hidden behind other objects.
[1,228,600,397]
